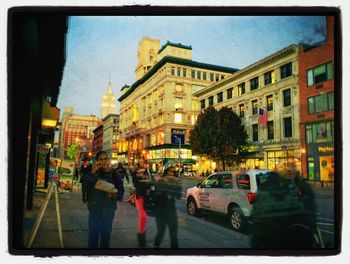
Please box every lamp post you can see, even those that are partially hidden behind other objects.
[173,135,181,177]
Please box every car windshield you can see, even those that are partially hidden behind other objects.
[255,171,291,191]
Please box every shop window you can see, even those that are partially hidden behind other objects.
[217,92,223,103]
[252,100,258,115]
[227,88,233,99]
[238,82,245,96]
[283,89,291,107]
[250,77,259,91]
[280,62,292,79]
[267,121,274,140]
[284,117,292,138]
[307,62,333,86]
[266,95,273,111]
[252,124,259,141]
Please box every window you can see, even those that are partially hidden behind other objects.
[218,174,233,189]
[250,77,259,91]
[281,62,293,79]
[267,121,274,140]
[266,95,273,111]
[221,75,225,80]
[215,74,220,82]
[307,62,333,86]
[202,174,220,188]
[239,104,245,118]
[264,70,275,85]
[203,72,207,81]
[237,174,250,189]
[252,124,259,141]
[174,113,182,123]
[171,67,175,75]
[210,73,214,81]
[252,100,258,115]
[197,71,201,79]
[200,99,205,109]
[177,68,181,76]
[284,117,292,138]
[191,70,195,79]
[183,68,187,77]
[175,97,183,109]
[227,88,233,99]
[283,89,291,107]
[238,82,245,96]
[306,121,334,143]
[308,92,334,114]
[217,92,223,103]
[208,96,214,106]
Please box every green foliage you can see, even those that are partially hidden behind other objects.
[190,106,250,170]
[67,144,77,160]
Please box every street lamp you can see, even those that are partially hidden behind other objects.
[173,135,181,177]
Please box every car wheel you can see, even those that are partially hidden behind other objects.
[187,197,199,217]
[228,206,245,232]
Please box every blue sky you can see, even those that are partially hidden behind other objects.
[57,16,326,118]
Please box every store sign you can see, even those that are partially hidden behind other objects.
[318,146,334,153]
[37,144,50,154]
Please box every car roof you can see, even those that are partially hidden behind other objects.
[213,169,275,175]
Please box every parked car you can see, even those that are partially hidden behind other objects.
[185,170,305,232]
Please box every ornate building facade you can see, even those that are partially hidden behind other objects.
[102,113,120,164]
[194,45,302,176]
[118,37,237,172]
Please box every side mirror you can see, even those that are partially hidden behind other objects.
[196,182,202,188]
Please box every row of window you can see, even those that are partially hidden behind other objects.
[199,62,293,109]
[251,117,292,142]
[170,66,227,82]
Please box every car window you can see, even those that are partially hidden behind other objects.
[255,171,290,191]
[236,174,250,189]
[217,174,233,189]
[202,174,219,188]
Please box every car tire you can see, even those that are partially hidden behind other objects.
[228,206,246,232]
[187,197,200,217]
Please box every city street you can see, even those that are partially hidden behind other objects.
[23,177,334,251]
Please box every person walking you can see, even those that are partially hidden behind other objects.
[132,160,151,248]
[115,162,130,185]
[152,164,182,248]
[79,157,92,203]
[84,151,125,248]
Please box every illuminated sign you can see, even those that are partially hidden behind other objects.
[318,146,334,153]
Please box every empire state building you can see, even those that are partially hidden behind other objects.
[100,81,116,119]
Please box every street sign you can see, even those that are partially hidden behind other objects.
[37,144,50,154]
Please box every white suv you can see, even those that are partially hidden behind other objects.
[185,170,304,231]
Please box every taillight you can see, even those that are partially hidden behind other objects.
[247,192,257,204]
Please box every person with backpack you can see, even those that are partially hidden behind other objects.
[152,164,182,248]
[83,151,125,248]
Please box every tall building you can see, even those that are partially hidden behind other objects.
[298,16,334,185]
[102,113,120,164]
[118,37,237,172]
[92,124,104,155]
[100,81,117,119]
[58,106,99,160]
[194,45,302,175]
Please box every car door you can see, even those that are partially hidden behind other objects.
[214,173,234,213]
[198,174,220,211]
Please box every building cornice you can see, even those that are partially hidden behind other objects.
[118,55,238,102]
[193,44,300,97]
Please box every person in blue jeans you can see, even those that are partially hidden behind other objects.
[84,151,124,248]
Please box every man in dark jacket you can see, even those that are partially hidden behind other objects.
[115,162,130,185]
[84,151,124,248]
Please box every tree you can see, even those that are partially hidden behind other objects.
[190,106,249,170]
[67,144,77,160]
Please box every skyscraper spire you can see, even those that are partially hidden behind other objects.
[100,77,116,119]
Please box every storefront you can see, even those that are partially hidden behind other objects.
[306,144,334,182]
